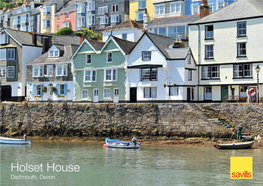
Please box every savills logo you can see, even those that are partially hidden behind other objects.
[230,157,253,179]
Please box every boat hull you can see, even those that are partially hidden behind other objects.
[104,138,141,149]
[0,137,31,145]
[214,142,254,149]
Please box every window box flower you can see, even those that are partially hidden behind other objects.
[34,95,41,98]
[58,95,65,97]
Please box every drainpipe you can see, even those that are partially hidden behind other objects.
[197,24,200,102]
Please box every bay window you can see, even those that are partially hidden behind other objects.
[100,17,108,24]
[98,6,108,15]
[141,68,157,81]
[104,69,117,81]
[144,87,157,98]
[87,15,95,25]
[56,64,67,76]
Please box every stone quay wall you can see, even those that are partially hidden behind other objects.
[0,103,262,139]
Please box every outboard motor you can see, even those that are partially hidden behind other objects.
[132,137,137,146]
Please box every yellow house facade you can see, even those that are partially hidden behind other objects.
[129,0,154,23]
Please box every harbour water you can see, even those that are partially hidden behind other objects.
[1,141,263,186]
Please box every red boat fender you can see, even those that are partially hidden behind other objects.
[103,144,108,148]
[248,88,256,96]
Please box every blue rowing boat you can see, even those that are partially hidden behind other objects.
[0,137,31,145]
[104,138,141,149]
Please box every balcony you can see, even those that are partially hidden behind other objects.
[42,14,51,20]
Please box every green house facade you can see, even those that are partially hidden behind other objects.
[72,36,135,102]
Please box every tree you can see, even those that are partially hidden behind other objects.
[76,28,102,41]
[0,1,13,10]
[53,27,73,35]
[16,0,25,6]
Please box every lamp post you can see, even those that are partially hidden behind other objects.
[255,65,261,103]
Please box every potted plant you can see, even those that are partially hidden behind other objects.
[34,95,41,98]
[50,86,57,94]
[163,83,167,88]
[259,97,263,103]
[173,83,176,86]
[58,95,65,98]
[42,86,47,93]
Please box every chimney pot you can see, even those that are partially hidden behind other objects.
[32,29,37,46]
[80,36,85,45]
[200,1,209,19]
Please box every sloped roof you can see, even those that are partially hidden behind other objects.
[165,48,189,59]
[102,19,145,32]
[28,44,79,64]
[191,0,263,24]
[112,36,136,54]
[55,0,76,15]
[147,15,200,28]
[3,28,42,46]
[88,39,105,51]
[53,35,81,45]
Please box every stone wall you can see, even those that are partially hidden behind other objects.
[0,103,262,138]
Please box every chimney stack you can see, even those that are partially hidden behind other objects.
[80,36,85,45]
[42,37,50,54]
[200,0,209,19]
[143,9,149,29]
[32,29,37,46]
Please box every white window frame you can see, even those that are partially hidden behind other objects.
[0,66,6,78]
[87,15,95,26]
[169,87,179,96]
[170,2,183,14]
[205,25,213,39]
[155,4,165,16]
[43,20,51,28]
[208,4,213,13]
[111,15,119,23]
[237,22,246,37]
[7,48,15,60]
[205,86,212,100]
[86,54,92,64]
[205,45,214,59]
[144,87,157,98]
[47,65,53,77]
[103,88,110,99]
[57,15,60,22]
[107,52,112,63]
[188,70,192,81]
[112,4,119,12]
[142,51,151,60]
[82,89,88,100]
[100,17,108,24]
[7,66,15,78]
[104,69,117,82]
[237,42,246,57]
[56,64,68,76]
[98,6,108,15]
[59,84,65,95]
[193,5,199,15]
[43,7,51,15]
[218,2,228,9]
[84,69,96,82]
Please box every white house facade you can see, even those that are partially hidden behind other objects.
[127,32,197,102]
[189,0,263,102]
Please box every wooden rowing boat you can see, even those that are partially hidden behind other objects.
[0,137,31,145]
[214,142,254,149]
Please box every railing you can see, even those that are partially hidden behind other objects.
[224,95,240,102]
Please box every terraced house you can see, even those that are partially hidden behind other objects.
[0,28,45,101]
[72,36,135,102]
[26,35,80,101]
[75,0,96,30]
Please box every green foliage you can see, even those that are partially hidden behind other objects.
[42,86,47,93]
[16,0,24,6]
[76,28,102,41]
[50,86,57,94]
[151,103,158,108]
[0,1,13,10]
[53,27,73,35]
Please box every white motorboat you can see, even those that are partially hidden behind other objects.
[0,136,31,145]
[103,138,141,149]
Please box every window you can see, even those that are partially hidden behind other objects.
[33,66,44,77]
[57,15,60,21]
[66,13,69,19]
[135,10,144,21]
[237,22,246,37]
[122,33,127,40]
[187,55,191,64]
[218,2,228,9]
[86,54,91,64]
[240,86,248,98]
[193,5,199,15]
[208,4,213,13]
[60,84,65,95]
[87,2,94,11]
[56,65,67,76]
[62,22,70,28]
[205,25,213,39]
[170,2,183,13]
[142,51,151,60]
[112,5,118,12]
[233,64,252,78]
[54,50,59,57]
[57,25,60,31]
[49,51,53,57]
[188,70,192,81]
[37,85,41,95]
[141,68,157,81]
[49,50,59,58]
[100,17,108,24]
[98,6,108,15]
[202,66,220,79]
[0,49,6,60]
[87,15,95,25]
[237,43,246,57]
[84,70,96,82]
[155,4,165,16]
[205,87,212,100]
[43,20,51,28]
[77,4,84,13]
[205,45,214,59]
[82,90,88,99]
[139,0,146,9]
[43,7,51,15]
[7,48,15,60]
[104,69,117,81]
[7,66,15,78]
[107,53,112,63]
[169,87,179,96]
[111,15,119,23]
[168,25,188,39]
[0,66,6,78]
[39,66,44,77]
[144,87,157,98]
[47,65,53,76]
[103,89,110,99]
[0,34,9,44]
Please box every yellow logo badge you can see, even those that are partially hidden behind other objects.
[230,157,253,179]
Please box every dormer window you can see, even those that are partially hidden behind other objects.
[49,51,54,57]
[55,51,59,57]
[49,50,59,58]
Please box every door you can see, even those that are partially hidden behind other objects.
[1,85,11,101]
[130,87,137,103]
[48,84,53,101]
[187,88,191,102]
[113,88,119,103]
[93,89,98,103]
[221,86,228,102]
